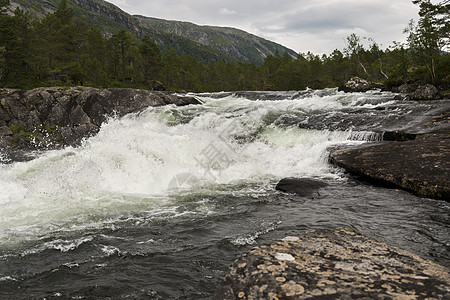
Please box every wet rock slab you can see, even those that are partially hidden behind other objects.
[214,228,450,299]
[330,127,450,200]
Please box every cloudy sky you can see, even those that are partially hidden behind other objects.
[106,0,421,55]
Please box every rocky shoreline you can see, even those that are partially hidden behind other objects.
[328,97,449,201]
[0,87,200,150]
[338,76,448,101]
[330,127,449,200]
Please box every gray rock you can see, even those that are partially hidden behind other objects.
[338,77,374,93]
[0,87,200,149]
[398,83,417,94]
[0,126,12,136]
[214,228,450,299]
[409,84,441,100]
[275,178,328,197]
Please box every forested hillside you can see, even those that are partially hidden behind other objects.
[0,0,448,92]
[8,0,296,65]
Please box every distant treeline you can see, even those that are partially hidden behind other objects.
[0,0,448,91]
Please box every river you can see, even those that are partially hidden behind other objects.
[0,89,449,299]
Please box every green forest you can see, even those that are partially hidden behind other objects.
[0,0,449,92]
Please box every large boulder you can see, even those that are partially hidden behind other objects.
[0,87,200,149]
[398,83,417,94]
[408,84,441,100]
[214,228,450,299]
[330,127,450,200]
[275,178,328,197]
[338,77,375,93]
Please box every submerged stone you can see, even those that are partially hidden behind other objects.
[214,228,450,299]
[275,178,328,197]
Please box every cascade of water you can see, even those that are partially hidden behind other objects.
[348,131,384,141]
[0,88,433,246]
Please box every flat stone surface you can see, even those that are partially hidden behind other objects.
[214,228,450,299]
[330,127,449,200]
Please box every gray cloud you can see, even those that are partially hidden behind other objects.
[106,0,419,54]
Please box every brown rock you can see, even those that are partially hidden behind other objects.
[0,126,12,136]
[214,228,450,299]
[398,83,417,94]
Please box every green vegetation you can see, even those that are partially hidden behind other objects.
[9,123,63,147]
[0,0,449,92]
[9,124,39,146]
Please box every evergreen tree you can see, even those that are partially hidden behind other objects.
[108,29,133,84]
[139,35,161,87]
[81,28,107,87]
[405,0,449,81]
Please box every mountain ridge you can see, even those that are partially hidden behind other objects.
[9,0,298,64]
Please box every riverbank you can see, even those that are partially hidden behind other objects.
[328,101,449,201]
[0,87,200,150]
[330,127,449,200]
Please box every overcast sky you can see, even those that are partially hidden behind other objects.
[106,0,421,55]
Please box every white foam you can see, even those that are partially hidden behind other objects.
[0,89,374,246]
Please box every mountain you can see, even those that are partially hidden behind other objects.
[9,0,298,64]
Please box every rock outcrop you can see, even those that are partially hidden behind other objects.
[398,83,418,94]
[408,84,442,100]
[391,83,443,100]
[214,228,450,299]
[338,77,378,93]
[0,87,200,149]
[330,127,450,200]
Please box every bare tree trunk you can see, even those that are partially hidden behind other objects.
[359,61,372,79]
[378,55,388,79]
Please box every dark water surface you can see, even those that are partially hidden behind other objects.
[0,89,449,299]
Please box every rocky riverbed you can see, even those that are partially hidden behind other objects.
[0,88,449,299]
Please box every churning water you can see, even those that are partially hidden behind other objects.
[0,89,449,299]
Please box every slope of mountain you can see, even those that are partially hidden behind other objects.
[135,16,297,64]
[9,0,298,64]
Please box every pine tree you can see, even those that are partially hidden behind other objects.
[405,0,450,81]
[108,29,133,84]
[139,35,161,87]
